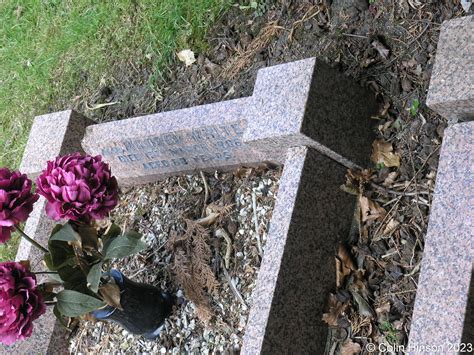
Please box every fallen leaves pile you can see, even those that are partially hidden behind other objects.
[323,123,438,353]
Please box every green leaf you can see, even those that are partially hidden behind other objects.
[123,231,142,239]
[53,304,69,328]
[103,231,146,260]
[410,99,420,116]
[46,240,75,271]
[43,253,54,270]
[56,290,105,317]
[87,262,103,293]
[102,224,122,251]
[50,222,80,242]
[57,265,88,293]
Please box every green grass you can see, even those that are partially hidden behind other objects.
[0,0,231,261]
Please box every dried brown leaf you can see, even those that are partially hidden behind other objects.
[195,212,220,227]
[401,77,412,92]
[76,223,99,252]
[371,140,400,168]
[359,195,387,222]
[338,243,357,271]
[340,339,362,355]
[235,167,253,179]
[350,290,374,317]
[382,218,399,235]
[99,281,123,311]
[375,301,390,323]
[336,244,356,288]
[382,172,398,187]
[344,169,374,195]
[177,49,196,66]
[322,293,349,327]
[19,260,30,270]
[371,40,390,59]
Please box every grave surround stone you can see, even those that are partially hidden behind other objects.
[408,122,473,351]
[242,146,354,353]
[407,14,473,354]
[426,15,473,122]
[3,57,377,354]
[20,110,93,178]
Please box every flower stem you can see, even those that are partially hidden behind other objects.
[15,226,49,254]
[35,271,58,275]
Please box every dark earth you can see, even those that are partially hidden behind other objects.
[58,0,467,353]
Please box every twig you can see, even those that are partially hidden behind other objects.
[215,228,232,269]
[97,322,104,343]
[288,6,320,41]
[405,22,430,49]
[221,261,248,310]
[342,33,368,39]
[35,271,58,275]
[406,138,425,224]
[85,101,120,111]
[200,171,209,218]
[372,145,440,239]
[195,212,219,227]
[15,226,49,253]
[382,288,417,297]
[369,182,431,196]
[252,192,263,256]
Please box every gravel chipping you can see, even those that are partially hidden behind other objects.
[69,167,281,354]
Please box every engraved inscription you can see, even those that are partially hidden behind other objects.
[100,121,246,171]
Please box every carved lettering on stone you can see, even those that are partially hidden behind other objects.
[100,121,245,172]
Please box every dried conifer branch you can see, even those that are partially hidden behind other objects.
[223,21,284,79]
[168,220,219,323]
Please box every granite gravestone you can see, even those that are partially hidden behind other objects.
[408,15,474,353]
[9,57,378,354]
[425,15,474,122]
[82,58,377,185]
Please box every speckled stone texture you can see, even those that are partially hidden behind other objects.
[245,58,378,169]
[82,97,282,186]
[408,121,473,352]
[426,15,474,121]
[20,110,93,178]
[242,146,355,354]
[0,198,69,355]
